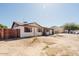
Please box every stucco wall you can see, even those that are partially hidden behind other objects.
[34,28,43,36]
[45,30,53,35]
[49,30,53,35]
[46,32,50,35]
[13,26,43,38]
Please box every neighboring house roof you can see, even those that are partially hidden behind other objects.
[51,26,64,29]
[42,27,53,30]
[51,26,58,29]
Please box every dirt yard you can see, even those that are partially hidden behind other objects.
[0,33,79,56]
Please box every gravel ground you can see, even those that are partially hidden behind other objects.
[0,34,79,56]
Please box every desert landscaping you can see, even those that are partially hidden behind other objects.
[0,33,79,56]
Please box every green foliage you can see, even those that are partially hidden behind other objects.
[63,23,79,30]
[0,24,7,29]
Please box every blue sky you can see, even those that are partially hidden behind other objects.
[0,3,79,28]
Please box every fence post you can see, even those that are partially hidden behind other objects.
[1,29,4,39]
[6,29,9,39]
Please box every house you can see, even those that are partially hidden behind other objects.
[51,26,64,34]
[11,21,54,38]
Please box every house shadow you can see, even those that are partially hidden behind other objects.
[0,38,19,41]
[0,36,38,41]
[0,34,54,41]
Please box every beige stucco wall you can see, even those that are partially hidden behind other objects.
[54,27,64,33]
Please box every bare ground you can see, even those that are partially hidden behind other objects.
[0,34,79,56]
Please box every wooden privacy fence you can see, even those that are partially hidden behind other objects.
[0,29,20,40]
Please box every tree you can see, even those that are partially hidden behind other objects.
[0,24,7,29]
[63,23,79,33]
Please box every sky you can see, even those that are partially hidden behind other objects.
[0,3,79,28]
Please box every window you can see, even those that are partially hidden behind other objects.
[38,28,42,32]
[24,27,32,32]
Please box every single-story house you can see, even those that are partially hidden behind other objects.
[11,21,54,38]
[51,26,64,34]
